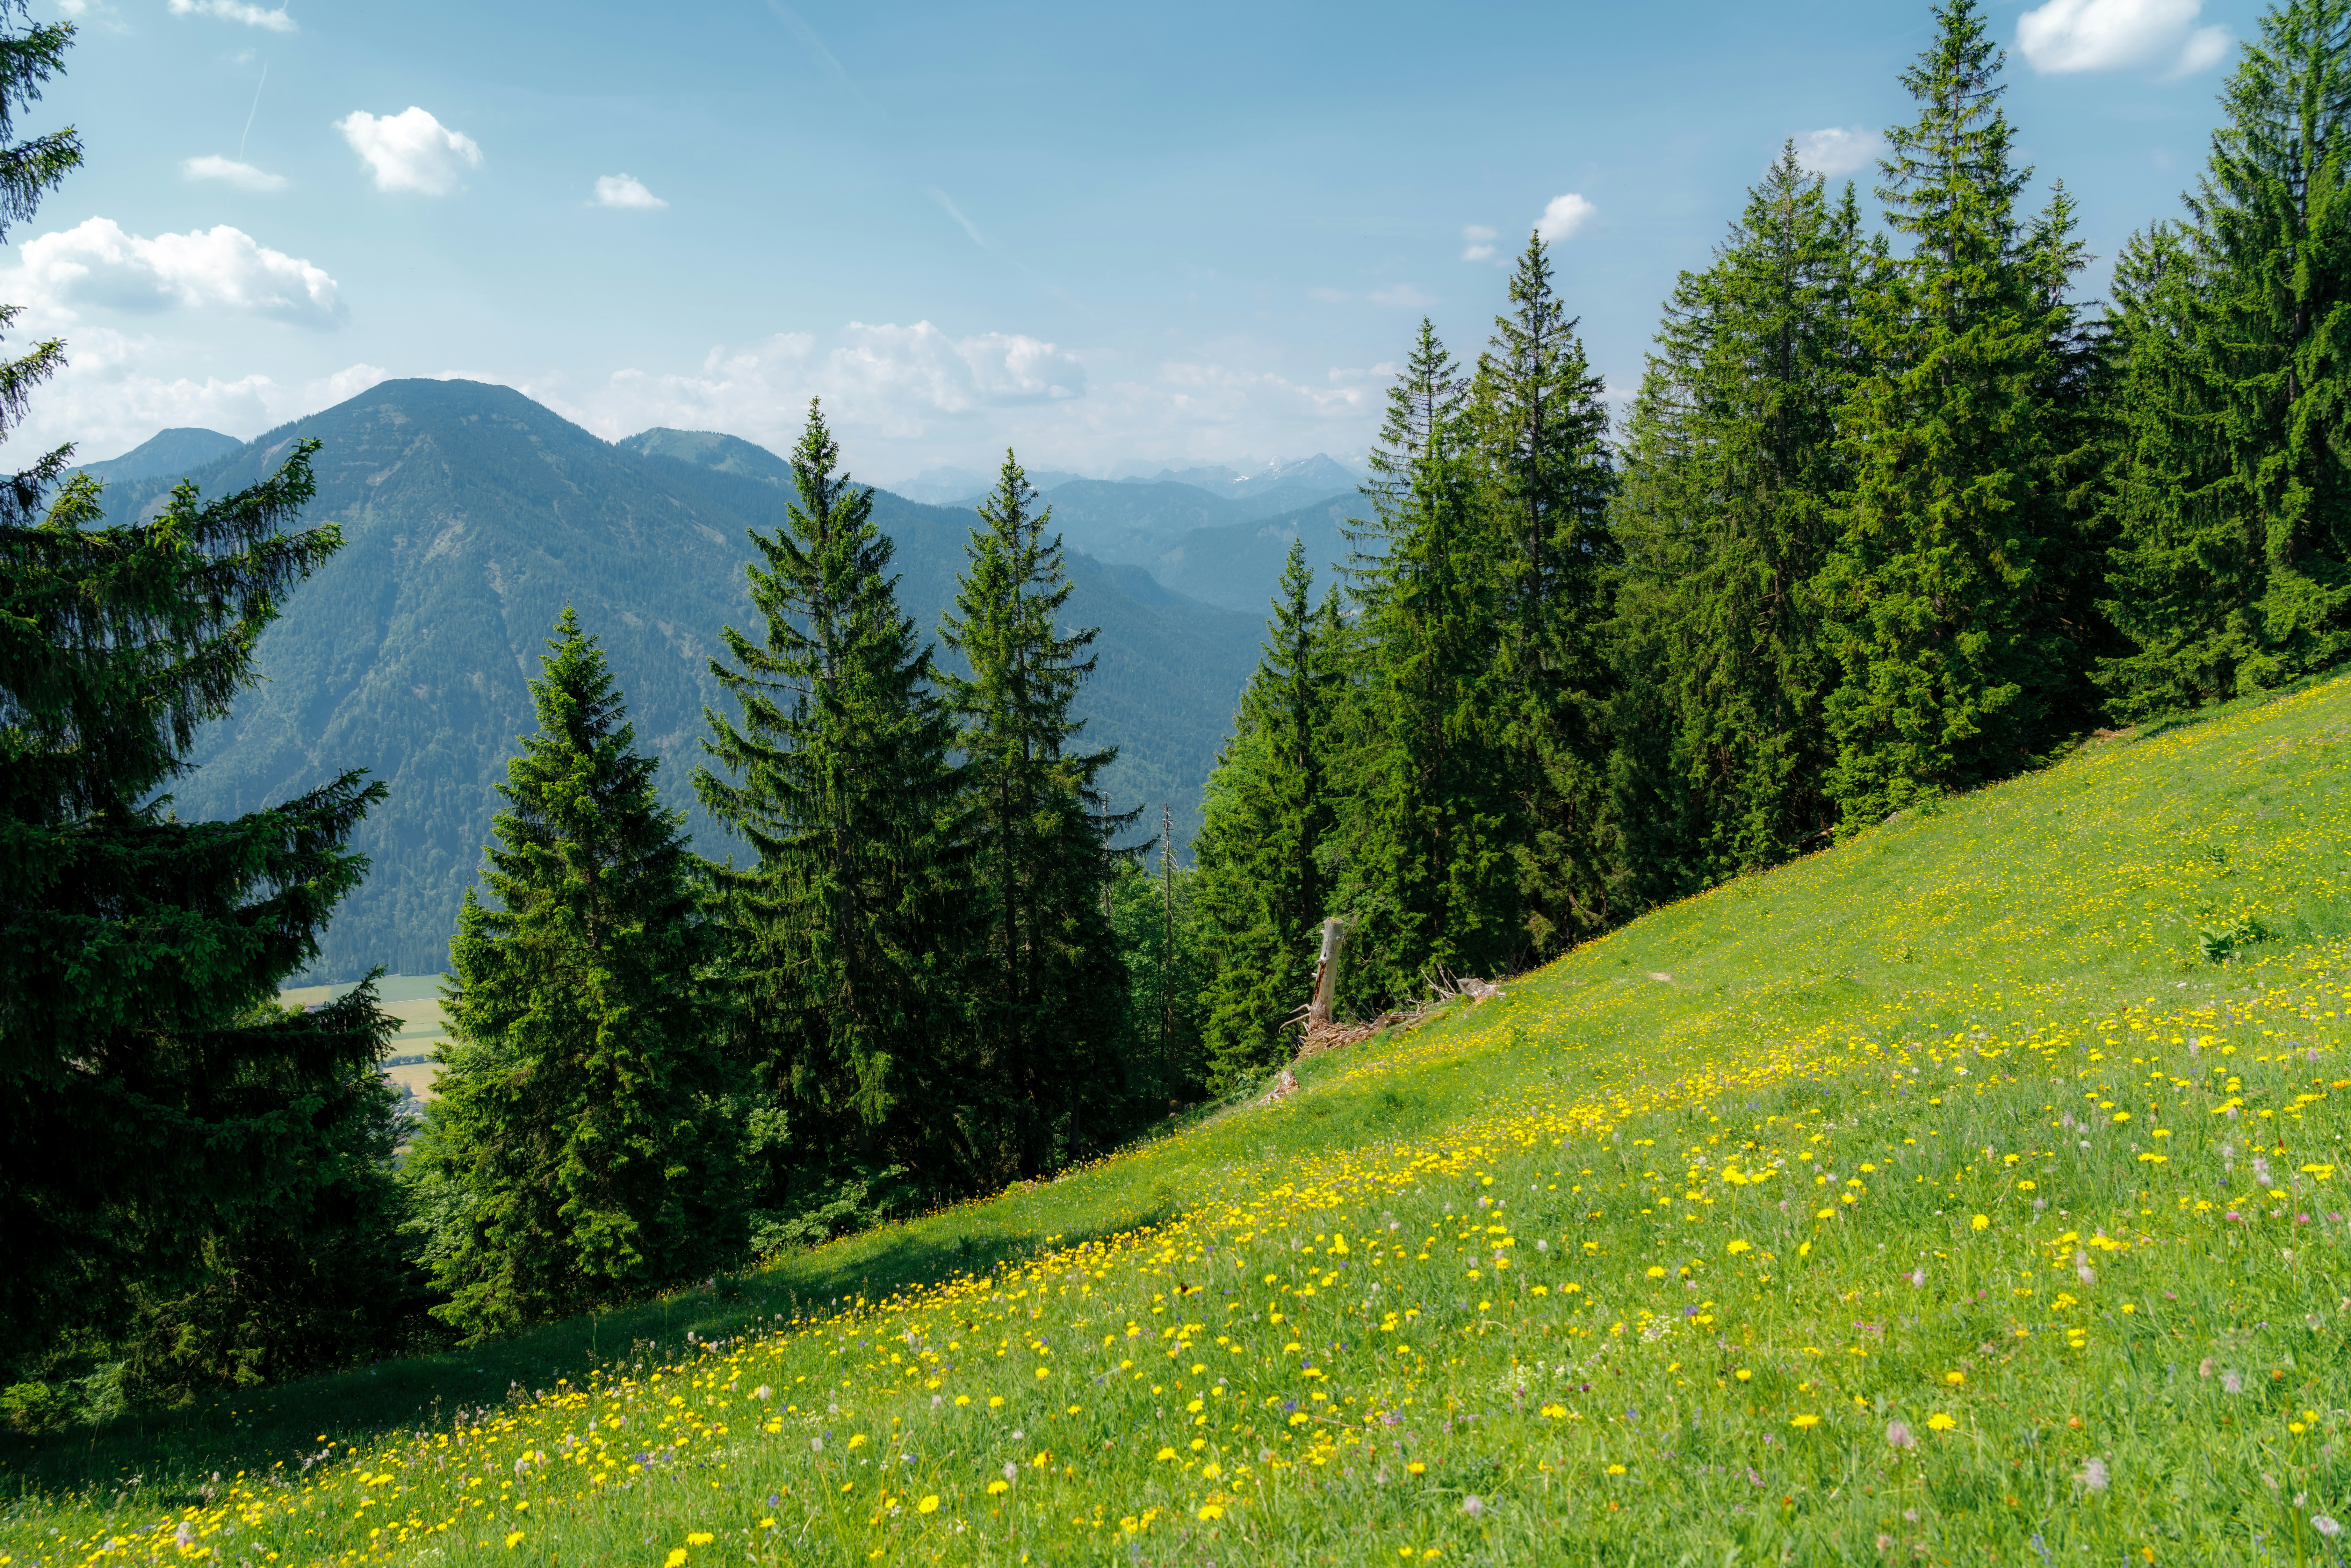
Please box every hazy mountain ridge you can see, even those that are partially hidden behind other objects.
[1143,491,1358,612]
[94,382,1258,982]
[64,426,243,488]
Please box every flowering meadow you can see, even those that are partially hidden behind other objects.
[6,678,2350,1564]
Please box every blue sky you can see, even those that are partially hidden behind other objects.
[12,0,2258,484]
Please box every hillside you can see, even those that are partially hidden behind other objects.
[9,673,2347,1564]
[63,425,241,487]
[1146,490,1357,611]
[97,382,1259,981]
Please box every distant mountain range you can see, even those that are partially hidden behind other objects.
[91,383,1262,982]
[1140,492,1356,611]
[888,464,1088,505]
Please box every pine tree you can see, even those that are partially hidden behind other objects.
[697,401,980,1214]
[0,4,401,1355]
[406,609,739,1340]
[1611,148,1866,888]
[1818,0,2096,825]
[942,452,1131,1177]
[1466,234,1619,956]
[1335,320,1515,1003]
[2105,0,2351,714]
[1193,540,1345,1087]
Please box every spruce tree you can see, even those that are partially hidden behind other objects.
[942,452,1130,1176]
[1192,540,1345,1087]
[1611,147,1865,888]
[697,402,980,1213]
[406,609,739,1340]
[1335,321,1515,1003]
[2105,0,2351,714]
[0,2,399,1354]
[1818,0,2096,825]
[1466,234,1619,956]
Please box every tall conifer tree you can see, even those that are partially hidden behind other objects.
[1818,0,2095,824]
[1612,148,1865,888]
[942,453,1129,1176]
[1335,321,1515,1002]
[0,2,395,1354]
[1192,540,1344,1086]
[1467,234,1619,957]
[407,610,740,1340]
[2105,0,2351,713]
[697,402,980,1206]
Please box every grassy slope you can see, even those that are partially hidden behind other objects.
[7,678,2351,1565]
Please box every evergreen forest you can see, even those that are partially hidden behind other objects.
[6,9,2351,1547]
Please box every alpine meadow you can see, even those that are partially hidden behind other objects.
[2,0,2349,1564]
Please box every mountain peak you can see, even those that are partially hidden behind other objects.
[69,426,244,488]
[616,427,794,486]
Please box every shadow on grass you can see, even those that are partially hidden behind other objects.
[0,1154,1202,1503]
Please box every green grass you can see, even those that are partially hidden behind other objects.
[8,675,2351,1566]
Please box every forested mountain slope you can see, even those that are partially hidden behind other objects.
[1144,490,1356,610]
[99,380,1257,980]
[63,425,241,486]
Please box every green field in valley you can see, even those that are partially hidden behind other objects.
[5,675,2349,1564]
[278,975,450,1103]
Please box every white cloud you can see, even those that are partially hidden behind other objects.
[569,322,1082,445]
[335,107,483,196]
[166,0,295,31]
[2017,0,2231,76]
[1535,192,1595,244]
[2173,22,2232,74]
[15,217,344,328]
[1460,223,1497,263]
[181,155,287,192]
[1794,126,1883,179]
[0,326,389,459]
[544,323,1381,477]
[591,173,666,210]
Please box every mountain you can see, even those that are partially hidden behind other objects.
[1025,479,1257,562]
[1131,452,1362,508]
[1142,492,1358,612]
[613,427,792,484]
[1000,473,1364,611]
[66,426,243,487]
[888,463,1085,505]
[96,382,1258,983]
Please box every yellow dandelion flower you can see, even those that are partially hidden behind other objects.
[1927,1413,1957,1432]
[918,1495,939,1514]
[1790,1414,1821,1429]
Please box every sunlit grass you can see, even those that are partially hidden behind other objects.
[5,675,2350,1564]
